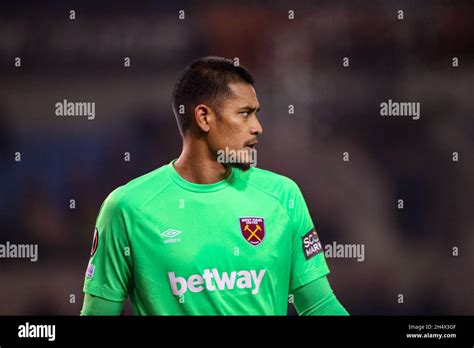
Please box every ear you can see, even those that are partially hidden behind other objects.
[194,104,213,133]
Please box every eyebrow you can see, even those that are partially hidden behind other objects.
[239,106,260,113]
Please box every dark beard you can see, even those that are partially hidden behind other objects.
[226,161,252,172]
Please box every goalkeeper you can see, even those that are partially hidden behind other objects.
[81,56,349,316]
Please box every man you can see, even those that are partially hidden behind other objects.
[81,56,349,315]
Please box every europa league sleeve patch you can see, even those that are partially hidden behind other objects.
[90,227,99,257]
[301,228,323,260]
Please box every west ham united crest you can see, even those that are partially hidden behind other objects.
[240,217,265,246]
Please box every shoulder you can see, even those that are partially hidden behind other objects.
[238,166,301,197]
[102,163,173,213]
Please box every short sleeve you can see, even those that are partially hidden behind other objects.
[83,189,133,302]
[288,181,330,292]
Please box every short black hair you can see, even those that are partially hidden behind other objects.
[172,56,255,135]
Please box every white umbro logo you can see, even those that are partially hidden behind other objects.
[160,229,182,244]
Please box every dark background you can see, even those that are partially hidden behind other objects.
[0,0,473,315]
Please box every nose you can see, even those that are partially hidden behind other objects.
[250,116,263,136]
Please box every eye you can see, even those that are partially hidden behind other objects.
[240,111,250,117]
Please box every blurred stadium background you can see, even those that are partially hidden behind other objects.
[0,0,473,315]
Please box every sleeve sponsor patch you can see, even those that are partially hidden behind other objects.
[301,228,323,260]
[86,263,95,279]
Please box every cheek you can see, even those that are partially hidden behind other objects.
[210,117,246,149]
[214,120,234,137]
[224,124,246,144]
[208,125,231,151]
[212,130,238,149]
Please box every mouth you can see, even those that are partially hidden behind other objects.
[245,143,257,151]
[245,140,258,150]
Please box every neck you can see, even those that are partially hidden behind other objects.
[174,137,231,184]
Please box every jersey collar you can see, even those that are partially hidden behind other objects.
[167,159,236,193]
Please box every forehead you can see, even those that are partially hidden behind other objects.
[224,82,259,108]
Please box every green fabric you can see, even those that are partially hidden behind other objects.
[80,294,123,316]
[293,276,349,316]
[82,159,330,315]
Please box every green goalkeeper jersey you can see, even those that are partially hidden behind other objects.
[83,159,330,315]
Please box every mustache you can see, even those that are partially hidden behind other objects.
[244,138,258,146]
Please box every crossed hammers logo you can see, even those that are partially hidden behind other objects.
[244,224,262,242]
